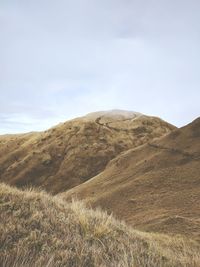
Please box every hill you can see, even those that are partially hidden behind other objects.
[62,117,200,241]
[0,110,175,194]
[0,183,200,267]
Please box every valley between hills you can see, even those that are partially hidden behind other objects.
[0,110,200,267]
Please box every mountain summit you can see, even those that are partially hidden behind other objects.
[85,109,142,120]
[0,110,175,193]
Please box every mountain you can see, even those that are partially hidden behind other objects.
[0,110,175,194]
[1,183,199,267]
[62,117,200,241]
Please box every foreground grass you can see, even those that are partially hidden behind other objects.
[0,183,200,267]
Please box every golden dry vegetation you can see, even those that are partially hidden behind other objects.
[62,117,200,241]
[0,111,175,194]
[1,183,200,267]
[0,111,199,267]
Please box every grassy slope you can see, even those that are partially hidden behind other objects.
[62,118,200,240]
[0,111,175,194]
[0,183,200,267]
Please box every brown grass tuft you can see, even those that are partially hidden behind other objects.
[0,183,200,267]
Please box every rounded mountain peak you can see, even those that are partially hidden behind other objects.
[84,109,142,121]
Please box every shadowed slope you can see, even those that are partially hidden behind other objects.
[62,118,200,240]
[0,110,175,194]
[0,183,200,267]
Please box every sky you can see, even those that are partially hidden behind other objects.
[0,0,200,134]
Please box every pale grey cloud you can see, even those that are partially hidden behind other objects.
[0,0,200,133]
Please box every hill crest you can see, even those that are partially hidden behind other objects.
[0,110,175,194]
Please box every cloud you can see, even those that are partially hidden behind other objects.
[0,0,200,133]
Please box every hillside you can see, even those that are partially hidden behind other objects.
[62,117,200,241]
[0,110,175,194]
[1,183,200,267]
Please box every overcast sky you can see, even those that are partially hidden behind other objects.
[0,0,200,133]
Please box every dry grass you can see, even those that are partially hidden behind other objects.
[62,117,200,240]
[0,112,175,194]
[0,183,200,267]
